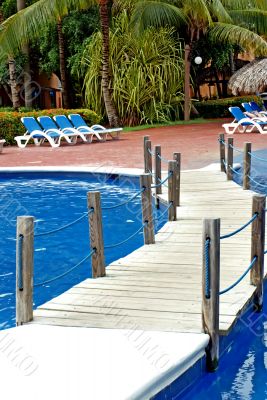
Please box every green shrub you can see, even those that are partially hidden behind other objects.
[0,108,100,145]
[194,96,262,118]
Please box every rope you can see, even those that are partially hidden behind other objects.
[219,256,257,295]
[154,202,173,222]
[248,151,267,163]
[205,238,210,299]
[228,164,242,176]
[35,210,92,237]
[248,175,267,189]
[223,159,227,169]
[151,172,173,189]
[147,148,155,156]
[157,153,169,163]
[229,143,243,154]
[102,188,144,210]
[104,223,146,249]
[220,213,258,240]
[34,249,95,287]
[18,234,23,290]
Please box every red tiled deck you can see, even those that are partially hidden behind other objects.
[1,121,267,170]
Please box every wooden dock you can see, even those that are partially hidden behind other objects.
[31,168,262,336]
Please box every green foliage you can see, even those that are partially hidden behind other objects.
[0,108,100,144]
[194,96,262,118]
[83,12,184,125]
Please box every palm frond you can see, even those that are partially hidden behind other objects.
[210,22,267,56]
[130,1,186,33]
[220,0,265,10]
[0,0,96,59]
[209,0,233,23]
[229,9,267,35]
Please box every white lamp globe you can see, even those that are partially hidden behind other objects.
[194,56,202,65]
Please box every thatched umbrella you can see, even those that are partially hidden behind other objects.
[228,58,267,95]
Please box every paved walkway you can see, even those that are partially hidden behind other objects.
[1,120,267,170]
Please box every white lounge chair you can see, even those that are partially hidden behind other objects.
[53,115,98,142]
[15,117,62,148]
[69,114,122,140]
[37,116,78,145]
[223,107,267,134]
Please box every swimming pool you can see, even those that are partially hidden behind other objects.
[0,171,167,330]
[179,149,267,400]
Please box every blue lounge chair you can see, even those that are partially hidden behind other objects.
[242,102,267,117]
[223,106,267,134]
[53,115,96,143]
[37,116,77,145]
[249,101,267,115]
[15,117,61,148]
[69,114,122,140]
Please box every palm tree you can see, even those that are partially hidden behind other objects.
[0,0,119,125]
[17,0,32,108]
[131,0,267,120]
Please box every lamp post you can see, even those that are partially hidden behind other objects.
[184,47,202,121]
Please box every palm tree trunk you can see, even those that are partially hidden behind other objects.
[17,0,32,108]
[99,0,119,127]
[184,44,191,121]
[0,8,20,109]
[8,59,21,109]
[57,20,70,108]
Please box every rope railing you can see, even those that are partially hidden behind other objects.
[157,153,169,163]
[220,213,258,240]
[102,188,145,210]
[247,175,267,189]
[219,256,257,295]
[104,223,147,249]
[248,151,267,163]
[151,171,173,189]
[153,202,173,223]
[35,210,91,237]
[34,249,96,287]
[147,148,155,156]
[228,164,242,176]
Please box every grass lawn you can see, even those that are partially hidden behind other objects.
[123,118,226,132]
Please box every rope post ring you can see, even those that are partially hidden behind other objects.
[227,138,233,181]
[219,133,226,173]
[202,218,220,371]
[140,174,155,244]
[16,216,34,326]
[250,195,266,311]
[154,145,162,206]
[87,192,106,278]
[243,142,251,190]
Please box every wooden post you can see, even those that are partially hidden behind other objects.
[202,218,220,371]
[143,136,152,174]
[184,44,191,121]
[168,160,179,221]
[16,216,34,326]
[173,152,181,207]
[154,145,162,208]
[250,195,265,311]
[243,142,251,190]
[140,174,155,244]
[219,133,226,173]
[87,192,105,278]
[227,138,233,181]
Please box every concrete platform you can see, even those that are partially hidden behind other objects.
[0,325,209,400]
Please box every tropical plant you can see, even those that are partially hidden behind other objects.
[131,0,267,119]
[83,12,184,125]
[0,0,120,125]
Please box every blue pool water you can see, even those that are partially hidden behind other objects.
[0,172,166,330]
[181,148,267,400]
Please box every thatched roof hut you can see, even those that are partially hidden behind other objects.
[228,58,267,95]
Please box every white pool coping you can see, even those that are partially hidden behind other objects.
[0,325,209,400]
[0,164,213,399]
